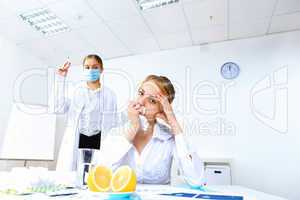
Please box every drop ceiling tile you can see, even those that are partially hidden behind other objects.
[17,38,56,61]
[183,0,227,28]
[142,3,188,35]
[126,36,160,54]
[47,0,103,29]
[106,16,153,41]
[106,16,159,54]
[0,16,44,44]
[191,25,227,44]
[77,23,131,59]
[156,31,192,50]
[275,0,300,15]
[46,31,90,54]
[181,0,196,3]
[1,0,44,14]
[269,12,300,33]
[229,0,277,22]
[229,18,269,39]
[87,0,139,21]
[39,0,60,5]
[0,2,15,19]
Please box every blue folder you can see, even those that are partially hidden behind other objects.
[160,192,243,200]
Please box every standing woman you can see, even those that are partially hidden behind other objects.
[54,54,117,171]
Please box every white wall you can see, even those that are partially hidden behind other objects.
[0,35,47,166]
[97,31,299,200]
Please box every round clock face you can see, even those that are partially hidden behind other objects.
[221,62,240,79]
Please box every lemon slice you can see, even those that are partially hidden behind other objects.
[87,165,112,192]
[111,165,137,192]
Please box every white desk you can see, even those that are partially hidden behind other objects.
[136,184,286,200]
[0,171,287,200]
[0,184,287,200]
[199,185,286,200]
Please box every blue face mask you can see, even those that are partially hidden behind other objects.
[83,69,100,82]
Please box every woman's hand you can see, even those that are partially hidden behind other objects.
[127,101,141,123]
[125,101,144,142]
[155,94,176,123]
[57,61,71,77]
[155,94,183,135]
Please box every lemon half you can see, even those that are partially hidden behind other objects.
[111,165,137,192]
[87,165,112,192]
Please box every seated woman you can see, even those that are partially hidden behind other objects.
[94,75,204,186]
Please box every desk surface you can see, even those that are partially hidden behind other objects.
[0,184,287,200]
[201,185,286,200]
[0,171,286,200]
[137,184,286,200]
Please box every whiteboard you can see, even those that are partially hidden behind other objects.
[0,103,56,160]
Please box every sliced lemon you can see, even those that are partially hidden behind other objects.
[87,165,112,192]
[111,165,137,192]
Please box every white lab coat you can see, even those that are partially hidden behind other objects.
[53,75,117,171]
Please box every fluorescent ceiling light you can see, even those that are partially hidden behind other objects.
[20,8,70,36]
[136,0,179,10]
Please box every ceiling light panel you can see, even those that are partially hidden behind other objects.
[20,8,70,36]
[136,0,179,10]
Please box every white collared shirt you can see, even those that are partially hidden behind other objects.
[94,116,205,186]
